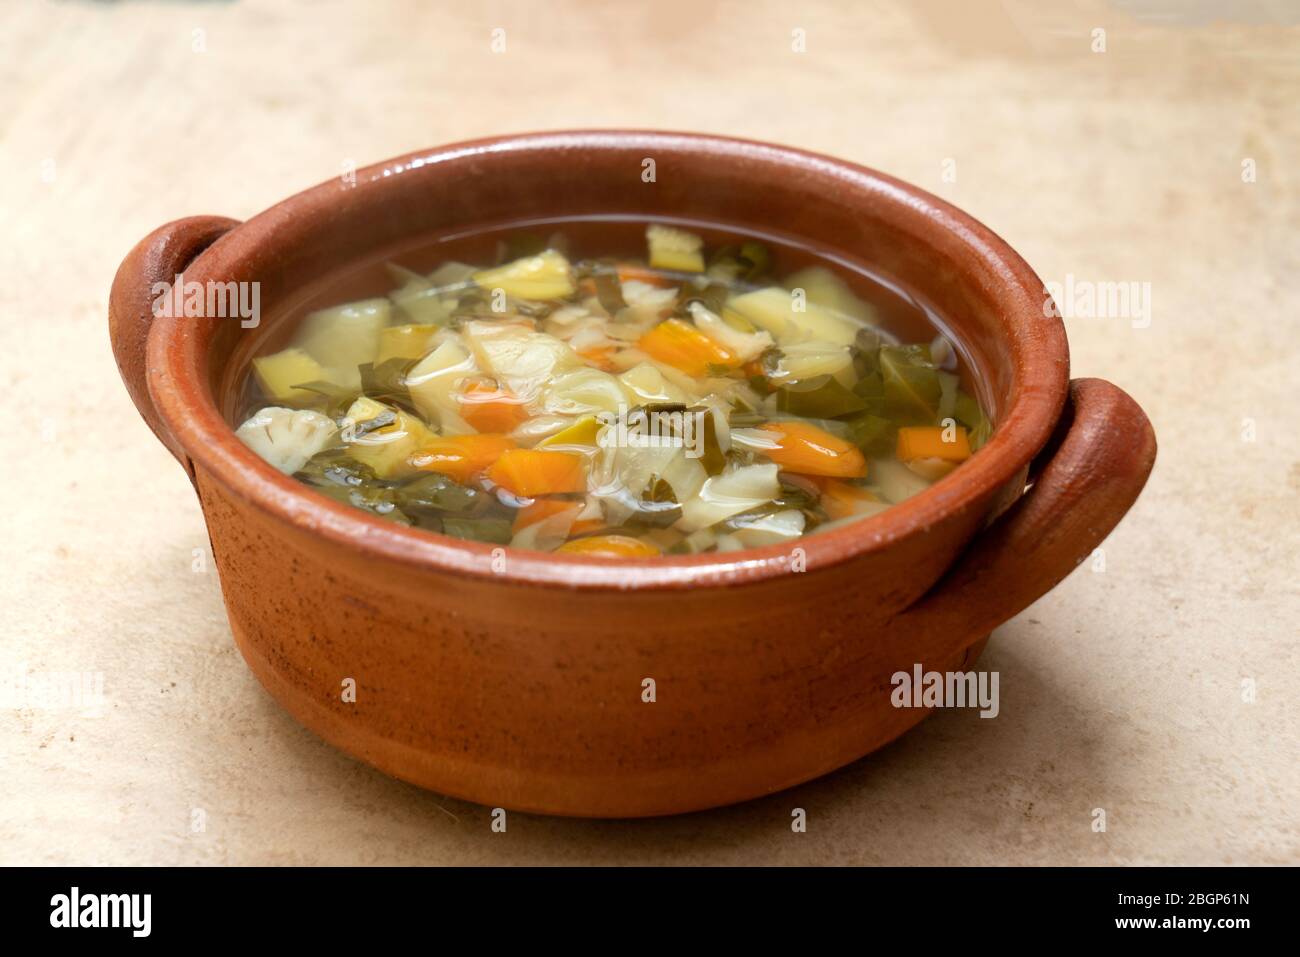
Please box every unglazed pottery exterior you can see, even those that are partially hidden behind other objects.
[109,132,1156,817]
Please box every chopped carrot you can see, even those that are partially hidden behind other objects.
[758,421,867,478]
[457,382,529,434]
[487,448,587,497]
[615,263,676,288]
[512,498,603,536]
[555,534,662,558]
[896,426,972,462]
[638,318,740,377]
[577,344,618,371]
[410,434,516,483]
[814,478,881,520]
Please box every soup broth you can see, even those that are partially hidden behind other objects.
[232,220,991,557]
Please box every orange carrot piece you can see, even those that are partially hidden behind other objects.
[410,434,516,483]
[814,478,881,520]
[511,498,602,536]
[555,534,661,558]
[487,449,587,497]
[896,426,972,463]
[638,318,739,377]
[577,344,618,371]
[615,263,676,288]
[457,382,529,434]
[758,421,867,478]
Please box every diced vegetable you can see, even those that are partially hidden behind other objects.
[757,421,868,478]
[842,412,896,456]
[723,287,859,346]
[394,471,482,514]
[556,534,662,558]
[430,261,477,287]
[343,396,436,479]
[236,222,990,555]
[376,324,442,364]
[687,302,773,362]
[440,516,514,544]
[538,415,604,449]
[895,425,972,463]
[775,377,866,418]
[295,298,389,369]
[487,448,588,497]
[869,457,932,503]
[814,478,886,520]
[954,391,993,449]
[646,224,705,273]
[236,407,338,475]
[771,341,854,383]
[252,348,329,403]
[619,362,693,406]
[576,344,618,371]
[472,249,576,300]
[407,338,476,427]
[510,501,583,551]
[616,263,677,288]
[620,279,679,314]
[784,266,876,324]
[457,382,529,433]
[542,367,628,416]
[638,318,740,377]
[462,321,582,400]
[880,345,941,422]
[409,434,516,484]
[390,282,454,326]
[513,498,582,534]
[677,463,781,532]
[725,508,806,547]
[903,457,959,481]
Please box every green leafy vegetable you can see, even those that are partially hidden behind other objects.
[775,376,868,418]
[880,345,941,423]
[440,516,514,544]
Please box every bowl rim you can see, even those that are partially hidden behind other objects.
[147,129,1068,590]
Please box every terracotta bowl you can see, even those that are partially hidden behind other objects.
[109,131,1155,817]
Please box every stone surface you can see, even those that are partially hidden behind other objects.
[1,0,1295,865]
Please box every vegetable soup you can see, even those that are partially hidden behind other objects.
[233,221,991,557]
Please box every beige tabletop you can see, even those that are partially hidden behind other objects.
[2,0,1296,865]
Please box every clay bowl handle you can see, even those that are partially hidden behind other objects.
[898,378,1156,643]
[108,216,240,472]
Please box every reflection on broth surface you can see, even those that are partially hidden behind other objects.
[232,220,991,557]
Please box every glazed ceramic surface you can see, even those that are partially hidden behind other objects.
[109,132,1155,816]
